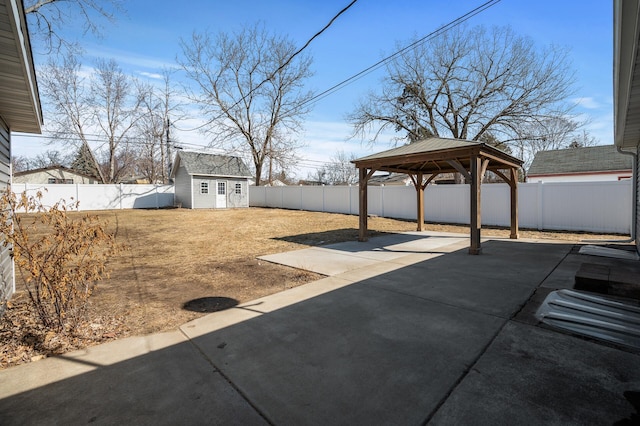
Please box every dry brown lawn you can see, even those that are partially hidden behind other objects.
[1,207,627,368]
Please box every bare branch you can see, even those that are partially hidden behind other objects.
[348,24,582,166]
[24,0,124,54]
[179,23,314,186]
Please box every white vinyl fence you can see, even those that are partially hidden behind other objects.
[10,181,631,234]
[250,181,633,235]
[11,183,175,211]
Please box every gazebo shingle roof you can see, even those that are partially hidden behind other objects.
[355,138,480,162]
[353,137,522,175]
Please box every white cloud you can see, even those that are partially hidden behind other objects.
[572,97,601,109]
[138,71,163,80]
[84,46,179,72]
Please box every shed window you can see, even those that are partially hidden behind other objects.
[200,182,209,194]
[48,178,73,184]
[235,183,242,194]
[217,182,226,195]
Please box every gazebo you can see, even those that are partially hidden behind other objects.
[352,137,524,254]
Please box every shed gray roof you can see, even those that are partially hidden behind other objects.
[173,151,252,178]
[527,145,632,176]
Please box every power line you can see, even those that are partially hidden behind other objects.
[13,131,211,149]
[179,0,501,134]
[290,0,502,113]
[174,0,359,133]
[272,0,358,81]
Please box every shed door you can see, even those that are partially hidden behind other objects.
[216,181,227,208]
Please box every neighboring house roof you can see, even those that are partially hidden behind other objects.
[368,173,412,186]
[0,0,42,133]
[527,145,632,177]
[171,151,252,178]
[14,165,100,181]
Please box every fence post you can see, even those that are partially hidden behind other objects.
[380,184,385,218]
[120,183,123,210]
[537,181,543,230]
[76,184,80,211]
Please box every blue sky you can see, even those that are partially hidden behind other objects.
[17,0,614,177]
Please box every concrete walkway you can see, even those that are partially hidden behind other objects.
[1,233,639,425]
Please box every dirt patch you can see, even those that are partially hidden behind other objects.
[0,207,628,369]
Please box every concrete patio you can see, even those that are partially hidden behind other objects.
[1,232,639,425]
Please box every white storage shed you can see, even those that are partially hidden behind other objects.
[171,151,252,209]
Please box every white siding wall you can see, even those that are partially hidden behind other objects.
[0,117,13,313]
[636,152,640,252]
[527,172,632,183]
[13,169,98,184]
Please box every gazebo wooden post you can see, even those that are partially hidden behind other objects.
[416,172,425,231]
[358,167,368,242]
[510,167,519,239]
[469,155,482,255]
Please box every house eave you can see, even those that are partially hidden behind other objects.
[614,0,640,148]
[0,0,42,134]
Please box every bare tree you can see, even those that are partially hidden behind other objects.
[40,53,143,183]
[324,151,358,185]
[40,53,105,182]
[349,25,577,160]
[512,116,592,169]
[11,156,30,173]
[91,59,143,183]
[568,130,599,149]
[305,168,327,185]
[10,150,72,173]
[179,23,314,186]
[135,70,184,183]
[25,0,123,53]
[30,150,72,168]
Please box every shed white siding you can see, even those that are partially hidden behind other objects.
[227,179,249,208]
[0,117,13,311]
[174,164,193,208]
[192,176,216,209]
[189,176,249,209]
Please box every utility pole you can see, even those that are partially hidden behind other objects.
[165,118,172,183]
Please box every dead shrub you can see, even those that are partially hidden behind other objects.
[0,189,120,333]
